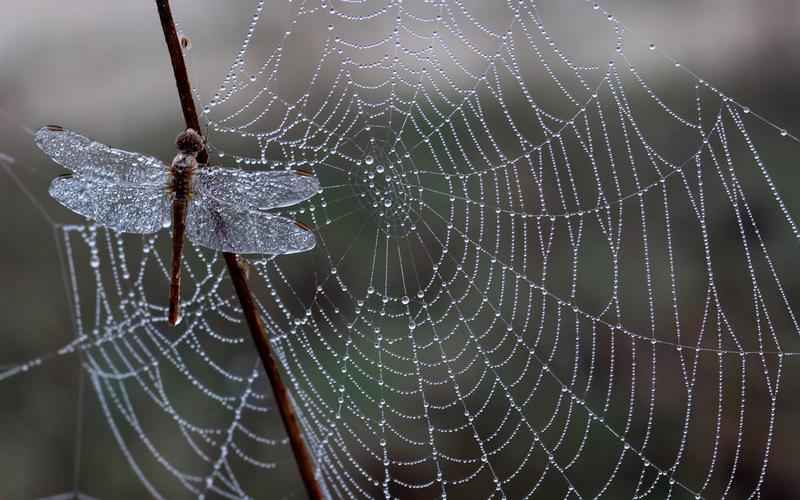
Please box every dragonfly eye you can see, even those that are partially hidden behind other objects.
[176,129,204,154]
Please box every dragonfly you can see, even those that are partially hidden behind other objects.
[35,126,319,326]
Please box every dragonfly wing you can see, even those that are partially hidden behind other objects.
[186,193,315,254]
[194,167,320,210]
[35,126,167,185]
[49,175,169,233]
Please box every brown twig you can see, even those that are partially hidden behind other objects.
[155,2,324,498]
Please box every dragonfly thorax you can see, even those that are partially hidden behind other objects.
[169,153,197,199]
[170,129,203,200]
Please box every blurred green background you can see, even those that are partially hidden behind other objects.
[1,1,800,499]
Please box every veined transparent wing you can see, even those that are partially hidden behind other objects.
[50,175,170,233]
[193,167,320,211]
[186,192,315,254]
[35,126,167,185]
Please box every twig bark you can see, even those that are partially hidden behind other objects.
[155,2,324,498]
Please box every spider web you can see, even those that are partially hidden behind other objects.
[4,0,800,498]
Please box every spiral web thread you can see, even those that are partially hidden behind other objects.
[4,0,800,498]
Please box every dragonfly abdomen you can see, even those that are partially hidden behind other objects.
[167,152,197,326]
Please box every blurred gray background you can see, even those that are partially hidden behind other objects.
[1,1,799,499]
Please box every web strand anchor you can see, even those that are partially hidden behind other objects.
[154,1,325,498]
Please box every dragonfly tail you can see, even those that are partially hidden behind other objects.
[168,273,181,325]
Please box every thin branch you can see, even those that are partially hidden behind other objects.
[155,2,324,498]
[156,1,203,157]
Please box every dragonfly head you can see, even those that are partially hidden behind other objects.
[176,128,204,155]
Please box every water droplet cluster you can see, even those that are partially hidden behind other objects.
[348,134,423,238]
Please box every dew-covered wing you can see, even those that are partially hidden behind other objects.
[186,192,315,254]
[35,126,167,185]
[49,175,170,233]
[193,167,320,210]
